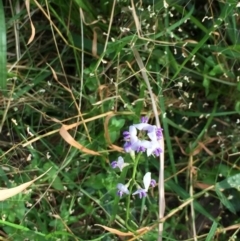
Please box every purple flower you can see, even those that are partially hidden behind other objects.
[156,127,163,140]
[133,189,147,198]
[150,179,157,187]
[117,183,129,197]
[123,120,163,157]
[133,123,153,132]
[133,172,155,199]
[146,140,162,157]
[123,126,150,154]
[111,156,129,172]
[134,123,163,141]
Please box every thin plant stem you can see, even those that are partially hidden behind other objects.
[126,153,141,228]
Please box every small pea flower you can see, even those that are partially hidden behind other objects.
[150,179,157,187]
[123,117,163,157]
[123,126,151,154]
[133,172,156,199]
[117,183,130,197]
[111,156,129,172]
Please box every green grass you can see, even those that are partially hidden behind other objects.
[1,0,240,240]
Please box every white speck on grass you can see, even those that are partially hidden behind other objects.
[203,103,209,107]
[175,82,183,88]
[27,126,34,137]
[183,76,189,82]
[192,62,199,66]
[101,59,107,64]
[169,11,174,17]
[11,118,18,125]
[46,152,51,159]
[27,154,32,162]
[183,92,189,98]
[164,0,168,8]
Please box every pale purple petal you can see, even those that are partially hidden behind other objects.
[132,188,147,198]
[156,128,163,140]
[129,125,137,137]
[150,179,157,187]
[141,116,149,123]
[147,129,158,141]
[137,140,151,149]
[133,123,152,131]
[117,183,129,197]
[111,161,118,168]
[123,131,130,140]
[153,147,162,157]
[123,142,133,152]
[117,156,124,166]
[146,141,162,156]
[132,139,152,153]
[111,156,128,171]
[143,172,151,191]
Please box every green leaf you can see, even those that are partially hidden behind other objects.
[215,173,240,213]
[209,64,224,76]
[43,163,64,191]
[215,184,236,214]
[84,173,105,190]
[203,76,210,95]
[205,221,218,241]
[111,118,125,129]
[235,101,240,112]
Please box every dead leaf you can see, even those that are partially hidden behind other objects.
[95,224,150,238]
[0,168,51,201]
[95,224,133,237]
[92,27,99,58]
[59,125,100,156]
[25,0,36,45]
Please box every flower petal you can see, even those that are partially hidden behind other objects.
[117,156,124,165]
[150,179,157,187]
[117,183,130,195]
[143,172,151,191]
[140,116,149,123]
[146,140,162,156]
[129,125,137,137]
[133,123,152,131]
[147,128,158,141]
[132,188,147,198]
